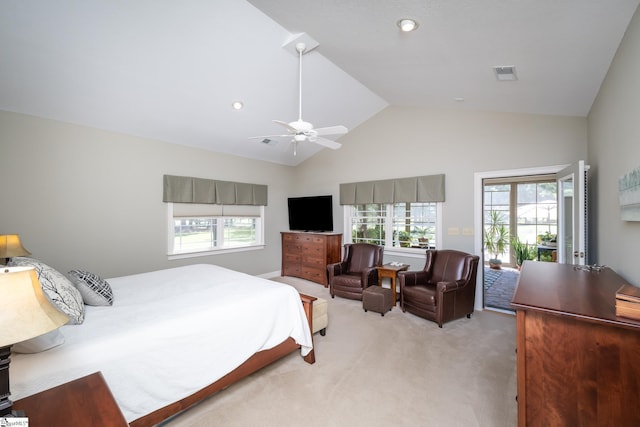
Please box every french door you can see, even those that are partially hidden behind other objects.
[483,176,557,268]
[556,160,589,265]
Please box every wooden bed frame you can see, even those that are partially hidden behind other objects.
[129,293,317,427]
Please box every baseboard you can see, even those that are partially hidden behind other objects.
[258,270,281,279]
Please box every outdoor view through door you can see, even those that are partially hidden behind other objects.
[483,175,557,311]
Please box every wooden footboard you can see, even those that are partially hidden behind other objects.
[129,293,316,427]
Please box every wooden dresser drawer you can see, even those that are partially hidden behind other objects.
[282,233,302,243]
[302,256,324,268]
[281,232,342,287]
[301,266,326,284]
[282,264,301,276]
[283,243,301,254]
[283,252,301,264]
[301,244,324,257]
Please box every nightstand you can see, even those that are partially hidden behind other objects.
[13,372,127,427]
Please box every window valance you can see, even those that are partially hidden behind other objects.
[163,175,268,206]
[339,174,445,205]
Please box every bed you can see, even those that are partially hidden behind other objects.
[10,263,315,425]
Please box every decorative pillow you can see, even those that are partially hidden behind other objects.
[10,257,85,324]
[12,329,65,354]
[68,270,113,306]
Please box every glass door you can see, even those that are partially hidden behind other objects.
[483,176,557,311]
[556,161,589,265]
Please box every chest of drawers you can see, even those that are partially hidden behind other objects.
[512,262,640,426]
[281,231,342,286]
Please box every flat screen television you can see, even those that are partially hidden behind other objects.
[287,195,333,232]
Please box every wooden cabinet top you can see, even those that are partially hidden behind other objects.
[512,261,640,330]
[13,372,127,427]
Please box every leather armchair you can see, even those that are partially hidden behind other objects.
[327,243,384,300]
[399,249,479,327]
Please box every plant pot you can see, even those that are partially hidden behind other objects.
[489,259,502,270]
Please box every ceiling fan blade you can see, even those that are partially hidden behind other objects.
[273,120,298,133]
[312,136,342,150]
[314,125,348,136]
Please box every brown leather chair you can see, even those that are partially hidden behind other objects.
[327,243,384,300]
[399,249,479,327]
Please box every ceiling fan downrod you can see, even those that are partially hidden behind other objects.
[296,43,305,123]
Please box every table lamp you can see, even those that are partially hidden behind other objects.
[0,235,31,266]
[0,266,69,417]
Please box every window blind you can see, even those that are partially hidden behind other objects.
[163,175,268,206]
[339,174,445,205]
[172,203,261,217]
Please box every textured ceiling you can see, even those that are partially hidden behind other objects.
[1,1,638,165]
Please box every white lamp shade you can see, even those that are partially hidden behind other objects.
[0,235,31,259]
[0,267,69,347]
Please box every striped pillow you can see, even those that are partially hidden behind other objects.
[69,270,113,306]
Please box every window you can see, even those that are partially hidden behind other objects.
[346,202,441,253]
[167,203,264,258]
[516,181,557,247]
[483,176,557,266]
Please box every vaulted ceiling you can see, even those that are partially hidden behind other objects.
[1,1,638,165]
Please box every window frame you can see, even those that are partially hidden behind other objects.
[483,176,557,266]
[166,202,265,260]
[343,202,443,258]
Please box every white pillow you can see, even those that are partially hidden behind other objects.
[68,270,113,306]
[12,329,65,354]
[10,257,85,324]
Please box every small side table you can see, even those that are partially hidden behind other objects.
[376,263,409,305]
[536,244,557,261]
[13,372,127,427]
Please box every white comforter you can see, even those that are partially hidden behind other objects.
[11,264,313,422]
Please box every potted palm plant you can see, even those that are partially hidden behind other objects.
[512,236,536,270]
[484,210,509,269]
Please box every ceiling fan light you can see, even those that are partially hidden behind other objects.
[398,18,419,32]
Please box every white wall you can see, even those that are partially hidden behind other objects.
[296,105,588,269]
[0,106,590,278]
[588,6,640,285]
[0,111,295,278]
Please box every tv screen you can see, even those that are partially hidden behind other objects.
[287,195,333,232]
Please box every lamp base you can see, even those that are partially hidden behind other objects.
[0,345,14,417]
[0,410,25,418]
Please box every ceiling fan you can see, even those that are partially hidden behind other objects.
[250,42,348,156]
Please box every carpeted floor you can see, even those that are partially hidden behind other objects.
[163,276,518,427]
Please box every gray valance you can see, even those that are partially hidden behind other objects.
[339,174,445,205]
[163,175,268,205]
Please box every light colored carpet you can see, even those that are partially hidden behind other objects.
[163,276,518,427]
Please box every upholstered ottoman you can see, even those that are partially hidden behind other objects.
[362,286,393,316]
[312,297,328,336]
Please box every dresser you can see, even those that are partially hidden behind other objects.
[511,262,640,427]
[281,231,342,286]
[13,372,128,426]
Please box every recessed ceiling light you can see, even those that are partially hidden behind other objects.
[397,18,419,32]
[231,101,244,110]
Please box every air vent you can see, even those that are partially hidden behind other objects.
[493,66,517,81]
